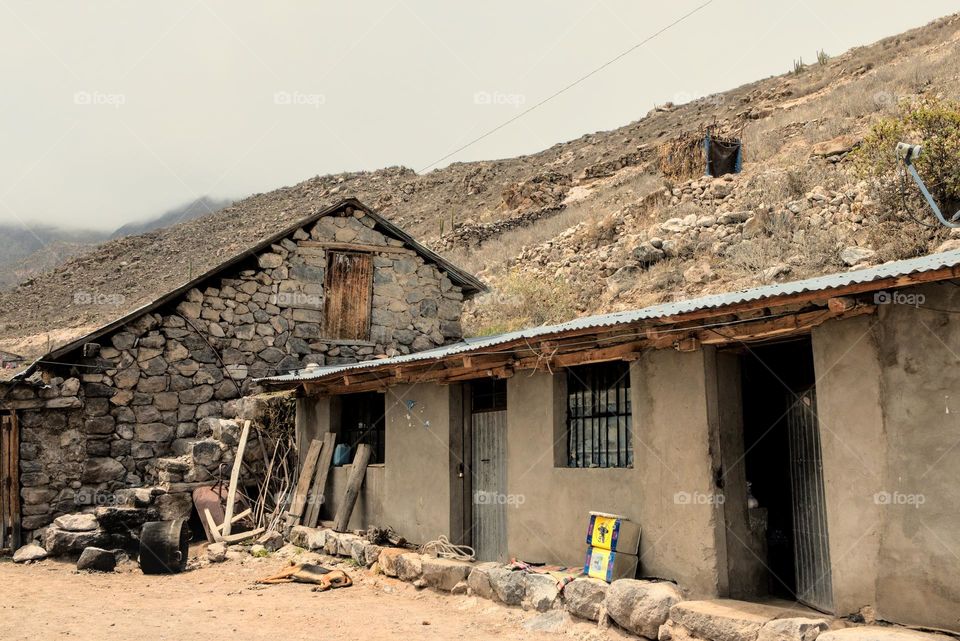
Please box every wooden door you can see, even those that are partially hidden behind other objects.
[468,380,508,562]
[324,252,373,341]
[1,412,20,550]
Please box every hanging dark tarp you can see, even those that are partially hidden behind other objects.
[705,134,743,177]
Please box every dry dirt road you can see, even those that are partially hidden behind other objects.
[0,547,615,641]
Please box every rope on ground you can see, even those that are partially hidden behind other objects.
[419,535,476,562]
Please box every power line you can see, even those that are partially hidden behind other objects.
[418,0,717,173]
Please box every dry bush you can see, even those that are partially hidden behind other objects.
[466,269,580,336]
[853,96,960,217]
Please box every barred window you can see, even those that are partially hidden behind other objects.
[566,362,633,468]
[337,391,385,465]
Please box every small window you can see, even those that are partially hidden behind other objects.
[566,362,632,468]
[324,251,373,341]
[336,391,385,465]
[470,379,507,413]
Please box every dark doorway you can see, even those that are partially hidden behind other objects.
[739,338,833,612]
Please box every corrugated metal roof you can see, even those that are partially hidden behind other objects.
[260,249,960,384]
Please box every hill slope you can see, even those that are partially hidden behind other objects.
[1,13,959,358]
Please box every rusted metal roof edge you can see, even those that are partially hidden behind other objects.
[258,248,960,388]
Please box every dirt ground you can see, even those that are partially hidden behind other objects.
[0,545,614,641]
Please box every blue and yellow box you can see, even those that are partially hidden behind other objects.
[583,546,639,582]
[585,512,641,555]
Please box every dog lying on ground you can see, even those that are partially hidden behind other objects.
[256,562,353,591]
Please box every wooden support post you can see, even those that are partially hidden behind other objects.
[286,438,324,527]
[204,508,223,543]
[304,432,337,528]
[220,420,250,538]
[333,444,372,532]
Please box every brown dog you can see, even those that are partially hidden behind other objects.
[257,562,353,591]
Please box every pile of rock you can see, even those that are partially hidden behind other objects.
[284,525,684,636]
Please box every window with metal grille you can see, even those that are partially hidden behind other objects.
[337,391,386,465]
[566,362,633,468]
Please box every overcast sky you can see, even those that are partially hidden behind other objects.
[0,1,956,231]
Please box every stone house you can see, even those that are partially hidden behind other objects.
[0,198,484,545]
[261,250,960,632]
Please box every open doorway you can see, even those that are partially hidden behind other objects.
[733,338,834,613]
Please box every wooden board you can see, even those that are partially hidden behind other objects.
[221,420,250,538]
[323,251,373,341]
[304,432,337,527]
[1,412,20,551]
[287,438,324,525]
[333,443,372,532]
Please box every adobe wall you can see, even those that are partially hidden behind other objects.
[504,351,724,598]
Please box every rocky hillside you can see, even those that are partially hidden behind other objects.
[1,13,959,358]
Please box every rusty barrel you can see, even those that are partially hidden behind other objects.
[139,519,190,574]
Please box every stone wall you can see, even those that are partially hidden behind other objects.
[11,205,468,533]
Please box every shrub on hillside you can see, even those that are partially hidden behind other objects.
[853,97,960,218]
[467,269,580,336]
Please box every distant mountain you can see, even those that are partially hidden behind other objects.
[0,196,232,290]
[110,197,233,239]
[0,224,106,289]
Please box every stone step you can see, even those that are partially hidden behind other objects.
[818,628,953,641]
[666,600,828,641]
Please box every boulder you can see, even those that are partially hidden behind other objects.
[12,544,48,563]
[605,579,684,638]
[420,557,474,592]
[207,542,227,563]
[44,527,107,557]
[258,530,285,553]
[350,539,372,566]
[363,544,383,567]
[811,135,860,158]
[337,533,361,557]
[288,526,323,550]
[395,553,424,582]
[840,246,875,266]
[378,547,409,577]
[564,577,609,621]
[94,506,158,535]
[668,600,789,641]
[524,573,560,612]
[77,546,116,572]
[488,567,526,606]
[323,531,340,555]
[53,513,98,532]
[467,562,500,600]
[757,617,830,641]
[155,493,193,521]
